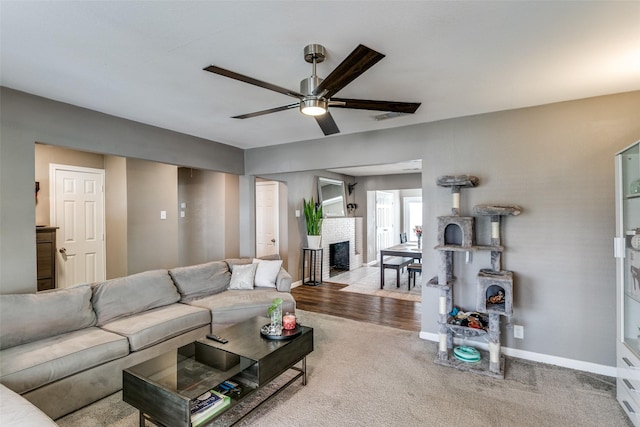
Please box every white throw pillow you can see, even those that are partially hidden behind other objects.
[229,263,258,290]
[252,258,282,288]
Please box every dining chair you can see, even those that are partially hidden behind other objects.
[408,263,422,290]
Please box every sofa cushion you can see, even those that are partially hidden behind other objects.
[100,303,211,352]
[0,285,96,350]
[169,261,230,301]
[92,270,180,327]
[229,263,258,290]
[185,289,296,326]
[0,327,129,394]
[252,259,282,288]
[0,384,57,426]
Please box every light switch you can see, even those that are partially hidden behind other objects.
[180,202,186,209]
[180,211,185,218]
[295,210,300,218]
[160,211,167,220]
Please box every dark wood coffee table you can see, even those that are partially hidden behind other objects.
[123,316,313,426]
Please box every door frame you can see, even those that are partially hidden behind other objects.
[49,163,106,286]
[375,190,394,257]
[255,180,280,258]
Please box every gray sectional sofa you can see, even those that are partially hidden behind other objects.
[0,256,295,421]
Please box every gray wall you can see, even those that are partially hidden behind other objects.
[0,87,244,293]
[126,158,179,273]
[104,155,128,279]
[178,168,240,266]
[244,92,640,367]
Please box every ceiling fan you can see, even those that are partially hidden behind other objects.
[203,44,421,136]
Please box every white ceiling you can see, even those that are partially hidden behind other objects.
[1,1,639,150]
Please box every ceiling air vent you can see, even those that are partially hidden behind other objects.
[373,112,408,121]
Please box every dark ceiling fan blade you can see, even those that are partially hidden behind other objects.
[204,65,303,99]
[313,44,385,98]
[330,98,421,113]
[232,103,299,119]
[315,112,340,136]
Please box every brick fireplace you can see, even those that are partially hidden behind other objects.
[319,217,363,281]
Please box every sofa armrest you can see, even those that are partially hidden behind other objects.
[275,268,292,292]
[0,384,57,426]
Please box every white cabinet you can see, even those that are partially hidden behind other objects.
[615,140,640,426]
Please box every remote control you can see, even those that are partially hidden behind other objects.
[206,334,228,344]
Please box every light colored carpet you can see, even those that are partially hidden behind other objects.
[57,310,631,427]
[333,266,422,302]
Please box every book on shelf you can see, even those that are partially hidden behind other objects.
[190,389,231,426]
[213,379,242,396]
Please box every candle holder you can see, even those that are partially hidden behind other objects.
[283,312,297,330]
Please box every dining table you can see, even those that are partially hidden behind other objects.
[379,242,422,288]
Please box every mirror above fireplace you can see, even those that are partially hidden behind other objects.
[317,177,346,217]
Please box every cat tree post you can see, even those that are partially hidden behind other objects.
[488,313,501,374]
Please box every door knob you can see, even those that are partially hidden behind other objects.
[59,247,67,254]
[271,239,276,243]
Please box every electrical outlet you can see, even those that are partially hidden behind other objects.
[160,211,167,220]
[514,325,524,339]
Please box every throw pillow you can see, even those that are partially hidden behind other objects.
[229,263,258,290]
[252,258,282,288]
[169,261,230,301]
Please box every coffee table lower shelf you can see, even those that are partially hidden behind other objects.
[123,316,313,427]
[135,360,307,427]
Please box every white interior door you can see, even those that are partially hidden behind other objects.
[376,191,394,255]
[50,164,105,288]
[255,181,279,258]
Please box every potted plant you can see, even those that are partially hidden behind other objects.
[303,197,323,248]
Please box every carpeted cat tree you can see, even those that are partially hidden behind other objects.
[429,175,521,378]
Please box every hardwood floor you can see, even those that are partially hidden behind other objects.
[291,281,421,332]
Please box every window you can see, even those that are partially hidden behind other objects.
[404,197,422,242]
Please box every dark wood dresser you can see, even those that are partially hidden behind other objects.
[36,226,58,291]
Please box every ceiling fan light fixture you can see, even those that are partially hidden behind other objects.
[300,98,327,116]
[204,43,420,136]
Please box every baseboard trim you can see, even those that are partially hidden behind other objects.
[419,331,616,377]
[291,280,303,288]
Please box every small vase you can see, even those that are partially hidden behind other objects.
[269,303,283,335]
[417,237,421,249]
